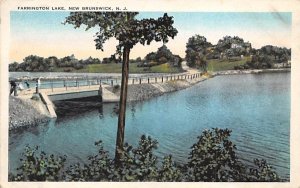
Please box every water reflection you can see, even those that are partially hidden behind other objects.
[9,73,291,180]
[54,96,105,120]
[98,104,103,119]
[130,103,137,119]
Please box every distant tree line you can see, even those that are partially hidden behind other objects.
[185,35,291,71]
[234,45,291,70]
[9,54,102,72]
[10,35,291,72]
[9,45,182,72]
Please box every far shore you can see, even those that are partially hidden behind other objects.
[9,67,291,81]
[213,68,290,76]
[9,71,188,81]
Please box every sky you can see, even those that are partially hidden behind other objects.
[10,11,292,62]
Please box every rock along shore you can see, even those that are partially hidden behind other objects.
[112,76,208,102]
[214,68,290,76]
[9,75,208,130]
[9,96,50,131]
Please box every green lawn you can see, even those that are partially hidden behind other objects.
[72,63,182,73]
[207,57,250,72]
[53,58,249,73]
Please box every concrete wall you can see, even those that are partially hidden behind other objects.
[48,90,100,101]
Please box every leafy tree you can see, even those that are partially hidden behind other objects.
[8,54,103,72]
[215,36,251,57]
[155,45,173,62]
[260,45,291,63]
[84,56,101,64]
[216,36,242,52]
[172,55,182,68]
[145,52,157,62]
[64,12,178,164]
[101,57,110,64]
[9,62,19,71]
[143,45,181,67]
[185,35,211,70]
[45,56,59,71]
[136,57,142,62]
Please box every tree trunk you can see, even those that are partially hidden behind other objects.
[115,47,130,164]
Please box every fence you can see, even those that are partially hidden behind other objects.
[28,73,203,93]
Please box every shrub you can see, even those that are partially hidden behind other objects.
[9,128,281,182]
[186,128,243,181]
[9,145,66,181]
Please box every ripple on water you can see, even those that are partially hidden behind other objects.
[9,73,290,180]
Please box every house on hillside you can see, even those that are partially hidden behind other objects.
[231,43,242,49]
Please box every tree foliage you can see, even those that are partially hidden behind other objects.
[9,128,281,182]
[185,34,291,71]
[143,45,182,67]
[64,12,177,53]
[8,55,102,72]
[185,35,211,71]
[259,45,291,62]
[9,145,66,181]
[186,128,243,181]
[215,36,251,55]
[64,12,178,164]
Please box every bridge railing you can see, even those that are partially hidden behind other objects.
[24,72,203,93]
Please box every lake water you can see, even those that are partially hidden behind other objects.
[9,71,176,80]
[9,72,290,180]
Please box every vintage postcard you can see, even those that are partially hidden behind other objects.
[1,0,300,187]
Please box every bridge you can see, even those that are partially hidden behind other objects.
[15,62,203,119]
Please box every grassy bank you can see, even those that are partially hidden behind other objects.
[54,63,182,74]
[207,57,250,72]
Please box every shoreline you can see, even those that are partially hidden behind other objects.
[115,76,209,102]
[9,96,51,131]
[9,75,208,131]
[9,68,290,130]
[9,71,187,81]
[213,68,290,76]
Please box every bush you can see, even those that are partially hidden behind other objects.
[9,128,281,182]
[186,128,243,181]
[9,145,66,181]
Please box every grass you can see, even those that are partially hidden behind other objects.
[52,57,250,73]
[62,63,182,74]
[149,63,182,73]
[207,56,250,72]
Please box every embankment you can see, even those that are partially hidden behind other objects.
[112,75,208,102]
[9,74,209,130]
[214,68,290,76]
[9,96,50,130]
